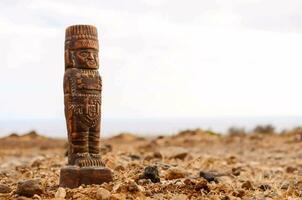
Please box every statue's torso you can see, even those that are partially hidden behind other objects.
[64,68,102,127]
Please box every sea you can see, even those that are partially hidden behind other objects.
[0,116,301,138]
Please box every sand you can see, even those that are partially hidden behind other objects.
[0,128,302,200]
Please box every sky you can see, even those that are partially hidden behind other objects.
[1,0,302,121]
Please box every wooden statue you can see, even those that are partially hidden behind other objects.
[59,25,112,188]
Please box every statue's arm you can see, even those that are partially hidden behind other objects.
[64,70,76,96]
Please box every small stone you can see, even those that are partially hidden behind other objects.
[16,179,43,197]
[0,184,12,193]
[165,167,187,180]
[140,166,160,183]
[241,181,253,190]
[259,184,271,191]
[199,171,218,183]
[55,187,66,199]
[96,188,111,200]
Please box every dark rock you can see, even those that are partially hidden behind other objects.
[199,171,218,183]
[0,184,11,193]
[259,184,271,191]
[16,179,43,197]
[140,166,160,183]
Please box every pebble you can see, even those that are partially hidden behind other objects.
[55,187,66,199]
[199,171,218,183]
[16,179,43,197]
[96,188,111,200]
[0,184,11,193]
[140,166,160,183]
[165,167,187,180]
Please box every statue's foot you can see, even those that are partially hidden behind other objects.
[90,153,104,166]
[75,154,104,167]
[76,158,104,167]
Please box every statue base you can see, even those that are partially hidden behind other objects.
[59,166,113,188]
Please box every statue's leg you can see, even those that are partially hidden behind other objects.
[68,118,89,166]
[88,122,104,166]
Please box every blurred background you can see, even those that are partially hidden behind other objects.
[0,0,302,137]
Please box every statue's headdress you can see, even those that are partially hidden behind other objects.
[64,25,99,69]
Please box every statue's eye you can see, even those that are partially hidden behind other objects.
[80,51,88,57]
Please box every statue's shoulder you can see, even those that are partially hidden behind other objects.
[64,68,79,77]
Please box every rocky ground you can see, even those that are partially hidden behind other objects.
[0,128,302,200]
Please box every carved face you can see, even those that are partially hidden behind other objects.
[74,49,99,69]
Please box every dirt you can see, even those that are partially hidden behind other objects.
[0,128,302,199]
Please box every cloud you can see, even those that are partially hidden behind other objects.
[0,0,302,120]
